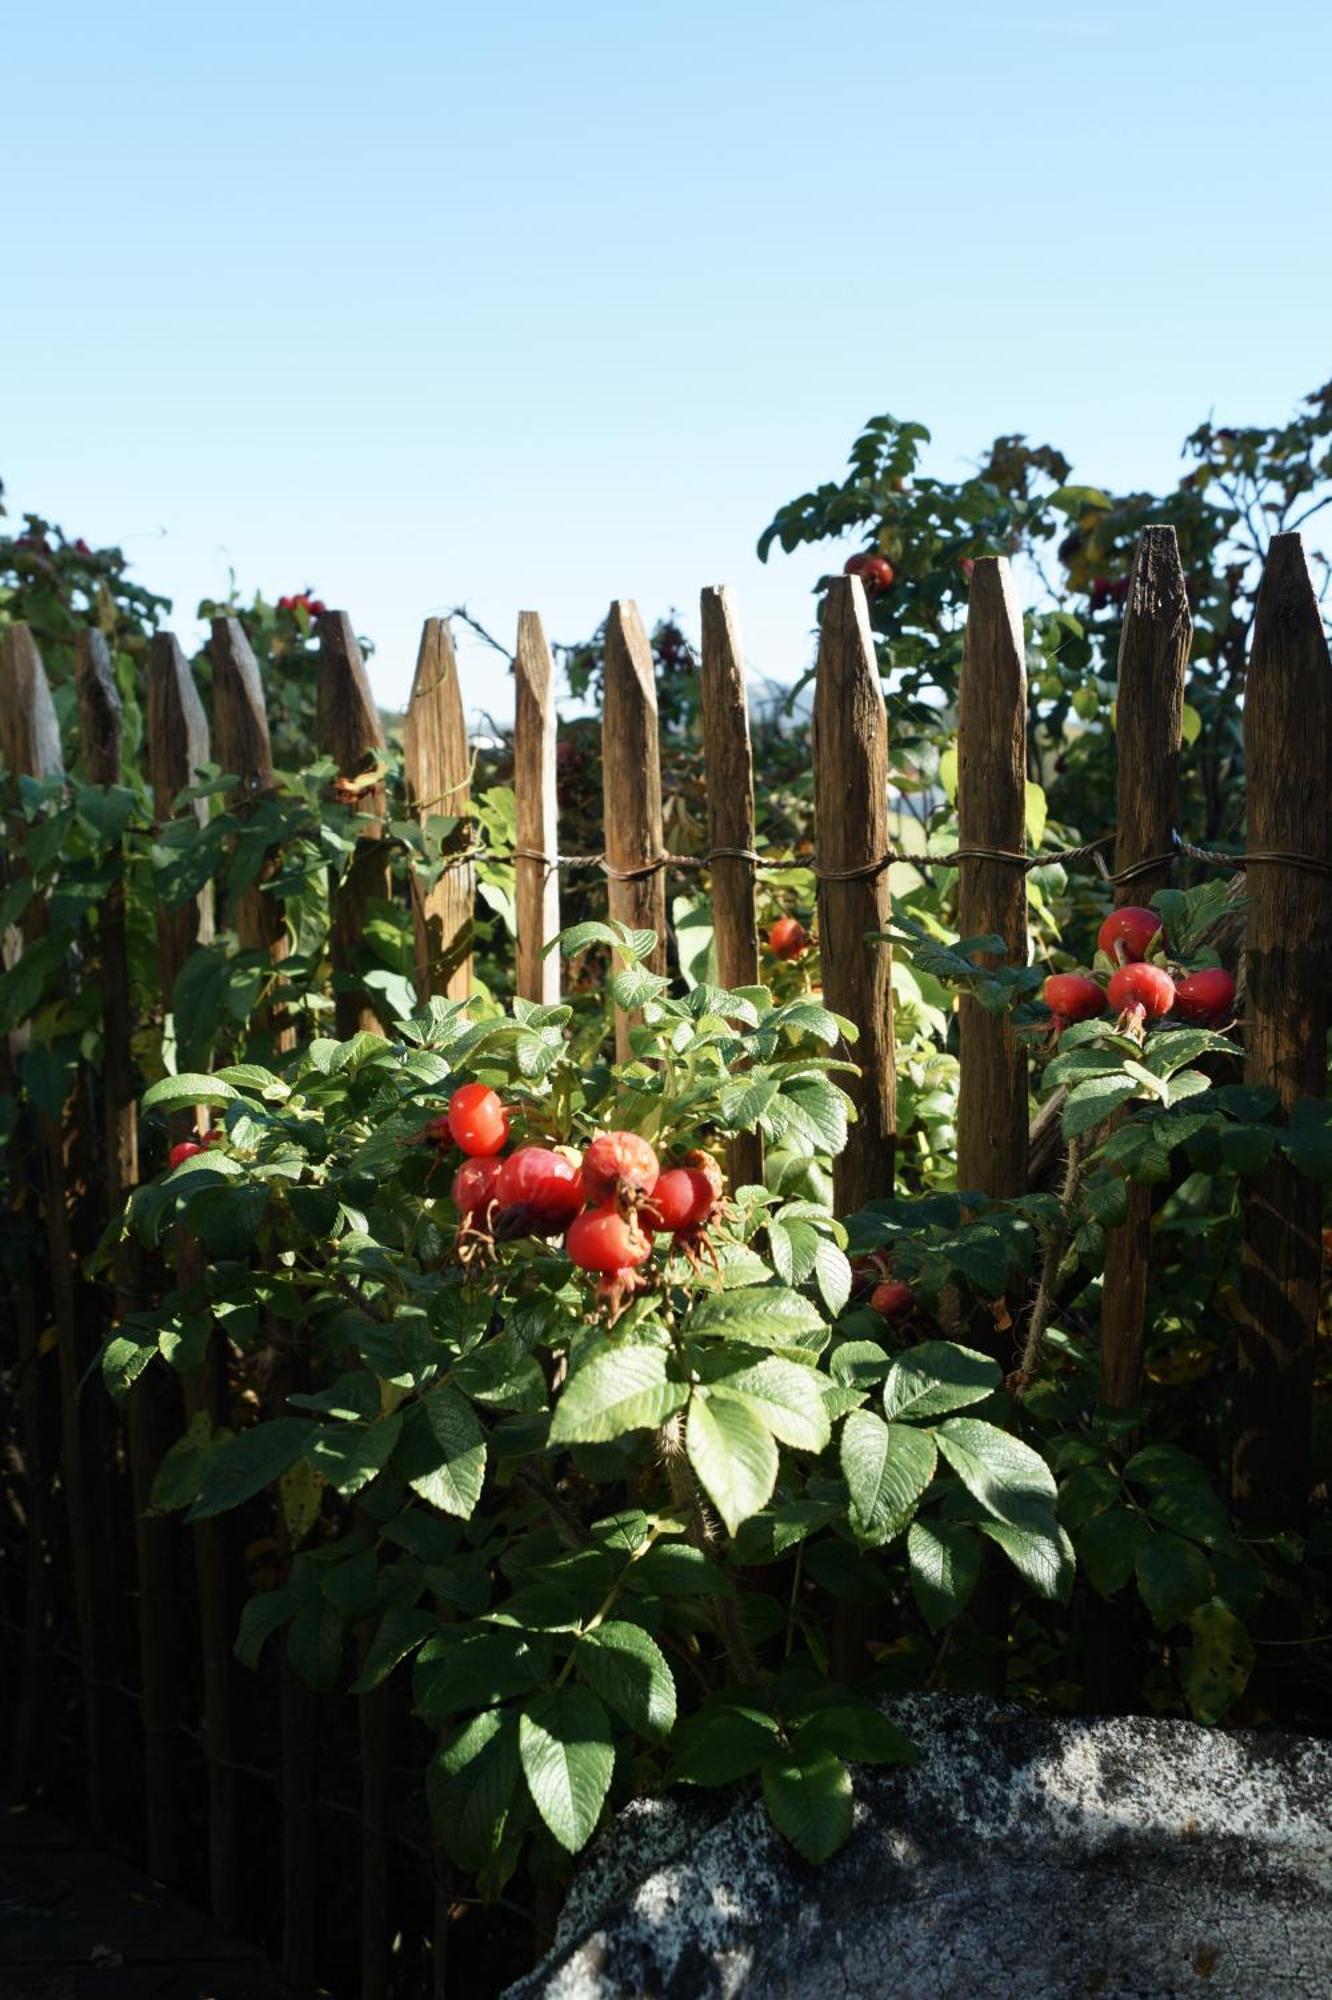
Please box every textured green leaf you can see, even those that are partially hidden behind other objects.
[550,1344,687,1445]
[684,1285,827,1353]
[907,1518,982,1630]
[188,1418,317,1521]
[1077,1506,1149,1598]
[142,1071,239,1113]
[672,1703,781,1785]
[1136,1531,1213,1630]
[979,1516,1075,1602]
[429,1710,523,1871]
[882,1340,1000,1422]
[519,1686,615,1854]
[577,1620,676,1740]
[840,1411,936,1545]
[761,1749,853,1862]
[686,1390,779,1535]
[935,1418,1056,1528]
[709,1357,831,1452]
[1177,1598,1255,1723]
[402,1387,487,1520]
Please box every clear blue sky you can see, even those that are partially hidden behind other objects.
[5,0,1330,719]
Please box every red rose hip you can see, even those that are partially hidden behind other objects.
[768,915,810,961]
[447,1083,509,1157]
[581,1131,659,1208]
[870,1279,914,1320]
[168,1140,204,1169]
[493,1145,584,1233]
[844,553,895,593]
[1107,962,1175,1022]
[1173,968,1236,1027]
[1097,907,1166,965]
[566,1206,652,1273]
[1042,974,1107,1024]
[452,1155,503,1218]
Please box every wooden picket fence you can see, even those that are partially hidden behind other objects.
[0,529,1328,1996]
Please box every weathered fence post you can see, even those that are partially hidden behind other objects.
[700,584,763,1192]
[147,632,238,1927]
[79,629,183,1879]
[514,611,561,1004]
[812,576,895,1213]
[1235,532,1331,1528]
[317,611,390,1037]
[0,624,117,1831]
[405,619,474,1001]
[210,615,293,1051]
[1098,527,1190,1411]
[602,601,667,1062]
[956,558,1029,1291]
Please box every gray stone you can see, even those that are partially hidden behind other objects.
[505,1695,1332,2000]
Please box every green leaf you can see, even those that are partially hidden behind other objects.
[1136,1531,1213,1630]
[101,1335,156,1399]
[309,1414,402,1496]
[626,1541,731,1597]
[234,1586,298,1668]
[813,1240,853,1315]
[686,1390,779,1535]
[519,1686,615,1854]
[188,1418,317,1521]
[881,1340,1000,1422]
[429,1710,523,1872]
[150,1411,220,1512]
[142,1071,239,1114]
[979,1517,1074,1603]
[935,1418,1057,1529]
[576,1620,676,1740]
[1077,1506,1149,1598]
[708,1357,831,1452]
[791,1704,915,1767]
[840,1410,936,1546]
[402,1387,487,1520]
[683,1285,827,1354]
[1177,1599,1254,1723]
[907,1518,981,1630]
[550,1345,688,1445]
[761,1749,853,1862]
[672,1702,780,1785]
[1062,1075,1138,1138]
[350,1608,438,1693]
[414,1628,548,1721]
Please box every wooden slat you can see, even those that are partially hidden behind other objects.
[79,629,183,1879]
[1098,526,1190,1412]
[1235,532,1331,1528]
[146,632,238,1928]
[812,577,895,1211]
[405,619,474,1001]
[316,612,390,1037]
[0,624,115,1831]
[699,585,762,1192]
[602,600,667,1061]
[514,611,561,1004]
[209,616,291,1051]
[956,558,1028,1351]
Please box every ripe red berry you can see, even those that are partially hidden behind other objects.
[647,1158,723,1236]
[493,1146,584,1234]
[1042,974,1107,1024]
[1107,962,1175,1021]
[168,1140,204,1169]
[581,1131,659,1208]
[960,557,975,579]
[452,1156,503,1218]
[306,599,327,618]
[768,915,810,961]
[870,1279,914,1320]
[844,553,895,593]
[447,1084,509,1158]
[1173,968,1236,1027]
[566,1206,652,1274]
[1098,907,1166,965]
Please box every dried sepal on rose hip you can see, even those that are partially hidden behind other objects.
[645,1148,727,1271]
[567,1205,653,1324]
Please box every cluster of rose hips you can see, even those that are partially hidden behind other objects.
[276,590,327,618]
[426,1084,726,1319]
[168,1128,226,1169]
[1042,906,1237,1038]
[843,552,895,595]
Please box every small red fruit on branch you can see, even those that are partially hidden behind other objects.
[647,1151,724,1235]
[844,553,895,594]
[1107,961,1175,1032]
[168,1140,204,1169]
[1042,973,1107,1025]
[1097,906,1166,965]
[870,1278,914,1320]
[582,1131,659,1211]
[493,1145,584,1236]
[768,915,810,961]
[452,1156,503,1218]
[447,1084,510,1158]
[1172,968,1236,1028]
[566,1206,652,1274]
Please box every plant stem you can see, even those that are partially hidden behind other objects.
[1019,1134,1084,1381]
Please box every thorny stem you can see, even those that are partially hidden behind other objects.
[1019,1135,1084,1383]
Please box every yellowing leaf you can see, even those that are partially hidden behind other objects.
[279,1459,324,1545]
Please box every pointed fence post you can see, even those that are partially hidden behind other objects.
[812,577,895,1212]
[317,611,390,1037]
[514,612,561,1004]
[146,631,239,1928]
[405,619,474,1001]
[0,623,118,1831]
[1235,533,1331,1529]
[1098,527,1191,1412]
[700,585,763,1192]
[210,616,292,1051]
[602,601,667,1061]
[955,558,1029,1351]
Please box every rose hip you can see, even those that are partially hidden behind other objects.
[493,1146,584,1234]
[1107,962,1175,1023]
[1042,974,1107,1024]
[768,915,810,961]
[581,1131,659,1208]
[870,1279,914,1320]
[168,1140,204,1169]
[452,1156,503,1218]
[1098,907,1166,965]
[447,1084,509,1158]
[1173,968,1236,1027]
[566,1206,652,1273]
